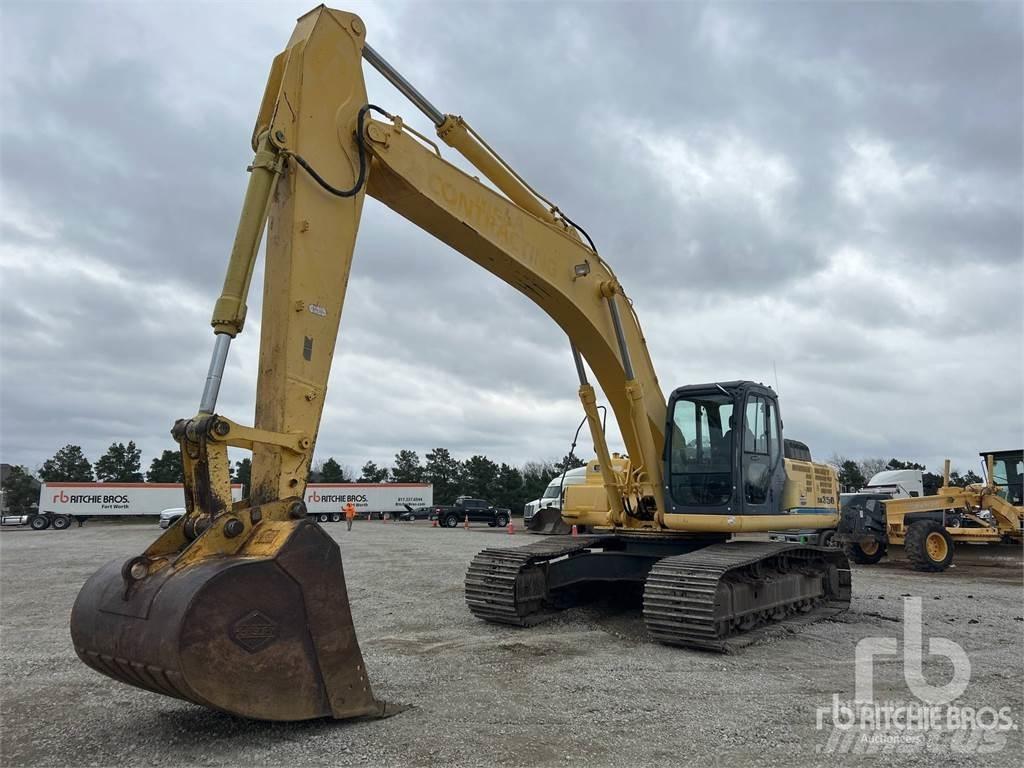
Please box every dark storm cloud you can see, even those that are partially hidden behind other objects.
[1,0,1020,478]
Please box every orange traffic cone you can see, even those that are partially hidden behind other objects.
[571,524,578,536]
[464,513,470,529]
[507,519,515,535]
[432,518,438,528]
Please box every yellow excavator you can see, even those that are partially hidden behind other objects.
[71,6,850,722]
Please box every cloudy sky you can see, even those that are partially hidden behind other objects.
[1,0,1021,481]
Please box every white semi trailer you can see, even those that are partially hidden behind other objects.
[10,483,243,531]
[304,483,433,522]
[5,482,433,529]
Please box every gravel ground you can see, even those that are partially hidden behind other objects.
[1,520,1021,767]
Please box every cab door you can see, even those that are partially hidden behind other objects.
[740,392,784,514]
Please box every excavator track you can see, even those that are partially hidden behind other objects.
[465,536,607,626]
[643,541,851,652]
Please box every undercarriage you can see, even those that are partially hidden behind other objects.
[466,535,851,651]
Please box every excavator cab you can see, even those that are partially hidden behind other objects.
[665,381,787,517]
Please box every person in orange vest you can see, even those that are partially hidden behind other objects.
[344,502,357,531]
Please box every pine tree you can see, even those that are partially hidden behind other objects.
[2,466,39,514]
[146,449,183,482]
[391,450,423,482]
[39,445,93,481]
[320,457,350,482]
[423,448,462,504]
[837,460,866,491]
[233,458,252,496]
[885,458,926,471]
[493,463,524,511]
[94,441,143,482]
[461,454,499,499]
[359,461,389,483]
[555,453,586,473]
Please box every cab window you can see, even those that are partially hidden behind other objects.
[992,456,1023,505]
[668,394,734,507]
[742,394,772,505]
[744,397,769,455]
[767,400,780,466]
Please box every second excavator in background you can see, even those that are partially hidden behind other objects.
[70,6,850,722]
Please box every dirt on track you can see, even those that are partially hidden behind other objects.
[1,520,1021,767]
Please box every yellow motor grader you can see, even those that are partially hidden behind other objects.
[836,450,1023,571]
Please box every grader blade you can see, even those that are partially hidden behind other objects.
[70,518,393,721]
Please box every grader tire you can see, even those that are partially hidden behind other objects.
[843,539,886,565]
[905,520,954,572]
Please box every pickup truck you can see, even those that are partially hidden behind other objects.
[429,497,511,528]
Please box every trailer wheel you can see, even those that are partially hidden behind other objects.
[29,514,50,531]
[843,539,886,564]
[317,513,330,524]
[905,520,954,572]
[51,515,72,530]
[330,512,342,523]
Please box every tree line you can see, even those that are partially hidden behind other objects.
[828,455,983,494]
[3,443,586,515]
[5,443,992,515]
[242,448,585,511]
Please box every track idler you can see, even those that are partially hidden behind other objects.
[71,517,392,721]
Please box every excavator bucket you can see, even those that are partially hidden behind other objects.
[71,518,392,721]
[526,507,573,535]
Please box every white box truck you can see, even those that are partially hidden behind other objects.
[16,483,243,531]
[304,483,433,522]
